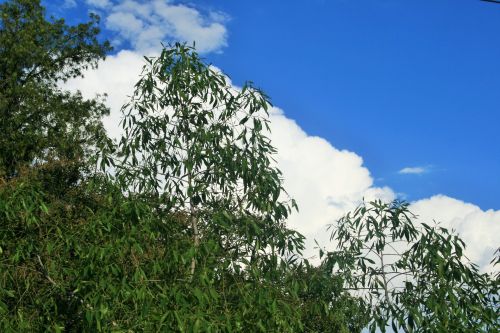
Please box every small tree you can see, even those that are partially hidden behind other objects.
[116,43,297,276]
[326,200,499,332]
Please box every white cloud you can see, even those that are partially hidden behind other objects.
[64,49,499,273]
[399,166,427,174]
[268,108,395,258]
[86,0,112,8]
[106,11,144,38]
[64,49,395,260]
[64,50,144,139]
[90,0,228,54]
[411,195,500,272]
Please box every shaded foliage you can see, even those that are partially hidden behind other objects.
[0,0,112,178]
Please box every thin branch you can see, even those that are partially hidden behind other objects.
[36,255,58,287]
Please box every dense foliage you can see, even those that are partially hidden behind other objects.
[0,0,111,179]
[0,166,367,332]
[0,1,498,332]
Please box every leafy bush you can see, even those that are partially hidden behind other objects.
[0,166,361,332]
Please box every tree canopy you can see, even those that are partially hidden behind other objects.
[0,0,112,179]
[0,1,364,331]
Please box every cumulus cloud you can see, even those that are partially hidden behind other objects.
[411,195,500,272]
[64,50,144,139]
[268,108,395,258]
[399,166,427,174]
[64,49,498,272]
[86,0,228,54]
[64,49,395,259]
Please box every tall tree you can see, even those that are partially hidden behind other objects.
[0,0,112,178]
[116,43,298,276]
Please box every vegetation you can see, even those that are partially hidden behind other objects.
[0,0,112,179]
[326,200,499,332]
[0,0,498,332]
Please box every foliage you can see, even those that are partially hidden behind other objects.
[115,43,298,276]
[0,165,363,332]
[0,0,112,178]
[0,1,363,331]
[293,262,369,333]
[326,200,500,332]
[0,169,271,331]
[103,42,361,331]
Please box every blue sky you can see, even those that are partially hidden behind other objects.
[35,0,500,271]
[204,0,500,211]
[46,0,500,211]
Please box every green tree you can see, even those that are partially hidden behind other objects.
[0,0,112,178]
[105,43,365,331]
[115,43,298,276]
[326,200,499,332]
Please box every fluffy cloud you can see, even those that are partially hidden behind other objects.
[86,0,228,54]
[411,195,500,272]
[64,49,498,272]
[64,50,144,139]
[65,50,394,257]
[268,108,395,258]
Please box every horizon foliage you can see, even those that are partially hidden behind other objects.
[1,166,366,332]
